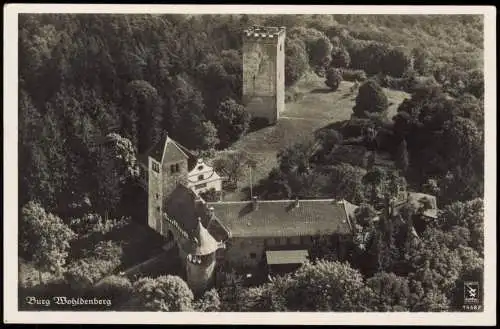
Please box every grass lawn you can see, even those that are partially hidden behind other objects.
[218,73,409,202]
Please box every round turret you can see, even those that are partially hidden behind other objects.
[185,218,221,295]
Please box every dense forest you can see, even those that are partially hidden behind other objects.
[19,14,485,312]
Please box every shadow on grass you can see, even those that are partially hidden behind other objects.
[247,117,272,133]
[310,88,333,94]
[314,120,350,136]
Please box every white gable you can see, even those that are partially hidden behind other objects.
[187,159,221,183]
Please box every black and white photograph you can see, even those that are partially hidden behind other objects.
[3,4,496,325]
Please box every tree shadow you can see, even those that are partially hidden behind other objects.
[310,88,333,94]
[342,92,355,99]
[248,117,272,133]
[314,120,350,136]
[238,202,253,218]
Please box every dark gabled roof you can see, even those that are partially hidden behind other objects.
[165,184,204,233]
[207,216,231,242]
[206,199,354,238]
[141,133,189,164]
[165,184,230,242]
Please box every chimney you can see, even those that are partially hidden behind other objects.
[252,196,259,210]
[294,197,300,208]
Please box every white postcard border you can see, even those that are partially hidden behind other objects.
[3,4,497,325]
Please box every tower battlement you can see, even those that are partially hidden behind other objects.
[243,25,286,41]
[242,25,286,125]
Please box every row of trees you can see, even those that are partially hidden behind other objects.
[19,14,253,215]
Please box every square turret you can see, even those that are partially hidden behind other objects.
[242,26,286,125]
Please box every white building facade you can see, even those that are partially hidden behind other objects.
[187,159,222,193]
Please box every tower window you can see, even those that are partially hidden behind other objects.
[152,162,160,173]
[280,44,282,51]
[170,163,180,174]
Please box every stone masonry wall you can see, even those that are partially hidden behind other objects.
[242,27,286,124]
[147,157,163,233]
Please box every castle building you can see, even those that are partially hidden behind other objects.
[242,26,286,125]
[138,134,358,294]
[138,134,439,294]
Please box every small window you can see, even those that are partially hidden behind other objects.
[175,163,180,172]
[198,174,204,181]
[156,193,159,200]
[250,252,256,259]
[170,164,175,173]
[280,44,282,51]
[156,206,161,212]
[152,162,160,173]
[198,165,203,170]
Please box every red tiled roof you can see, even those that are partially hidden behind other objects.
[206,199,354,238]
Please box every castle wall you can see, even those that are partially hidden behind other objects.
[161,158,188,198]
[242,95,277,123]
[242,27,286,125]
[223,235,315,270]
[147,157,163,233]
[186,252,216,295]
[276,34,286,115]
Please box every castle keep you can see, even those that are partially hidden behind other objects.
[242,26,286,125]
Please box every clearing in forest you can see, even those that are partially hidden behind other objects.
[218,73,409,201]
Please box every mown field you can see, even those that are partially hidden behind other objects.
[218,73,409,201]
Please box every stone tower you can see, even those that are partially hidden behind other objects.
[143,133,189,233]
[242,26,286,125]
[184,218,220,295]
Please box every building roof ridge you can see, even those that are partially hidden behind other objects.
[206,198,340,205]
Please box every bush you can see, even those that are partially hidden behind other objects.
[285,38,309,87]
[132,275,194,311]
[65,257,121,291]
[342,69,367,82]
[330,46,351,68]
[381,46,413,78]
[95,275,132,306]
[353,80,389,117]
[199,188,221,202]
[325,67,343,91]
